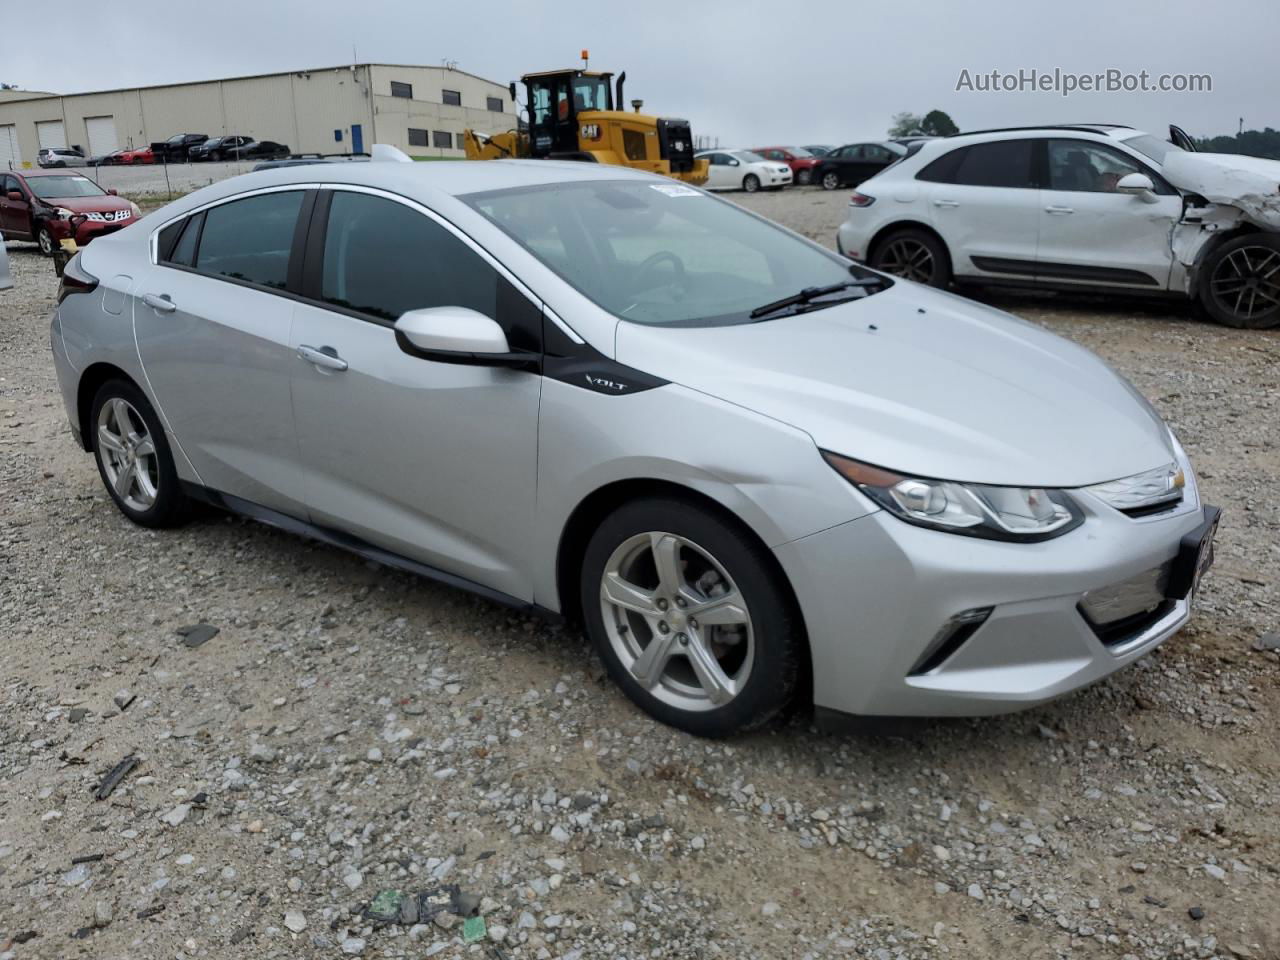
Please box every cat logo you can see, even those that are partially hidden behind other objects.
[580,123,602,141]
[585,374,628,392]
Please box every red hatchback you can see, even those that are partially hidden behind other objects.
[752,146,821,186]
[0,169,140,255]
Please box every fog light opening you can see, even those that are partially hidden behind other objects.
[908,607,992,676]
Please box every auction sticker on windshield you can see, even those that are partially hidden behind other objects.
[649,183,701,198]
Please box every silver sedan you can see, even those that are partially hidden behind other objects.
[50,154,1218,736]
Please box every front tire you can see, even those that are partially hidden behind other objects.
[797,169,812,186]
[1198,233,1280,329]
[870,227,953,287]
[90,380,190,528]
[581,498,801,737]
[820,171,839,190]
[37,226,56,257]
[742,174,760,193]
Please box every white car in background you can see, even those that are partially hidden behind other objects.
[695,150,792,192]
[836,124,1280,329]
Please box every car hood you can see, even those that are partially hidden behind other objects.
[1160,150,1280,230]
[42,195,132,213]
[614,283,1174,488]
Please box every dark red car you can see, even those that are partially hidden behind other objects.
[115,145,155,165]
[0,169,140,256]
[752,146,821,185]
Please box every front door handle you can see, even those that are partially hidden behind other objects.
[1044,205,1074,215]
[933,199,959,208]
[141,293,177,313]
[297,344,348,372]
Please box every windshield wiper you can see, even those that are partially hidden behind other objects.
[748,278,883,320]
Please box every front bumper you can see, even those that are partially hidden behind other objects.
[775,479,1212,717]
[47,215,134,247]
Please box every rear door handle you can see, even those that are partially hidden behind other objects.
[1045,205,1074,215]
[297,344,348,372]
[932,199,959,208]
[141,293,177,313]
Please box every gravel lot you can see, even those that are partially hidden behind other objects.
[2,186,1278,960]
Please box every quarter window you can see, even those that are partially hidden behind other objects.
[320,191,499,326]
[408,128,429,147]
[442,89,461,106]
[390,80,413,99]
[194,191,303,289]
[432,130,454,149]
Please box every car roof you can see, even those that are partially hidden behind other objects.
[157,157,671,220]
[949,124,1136,139]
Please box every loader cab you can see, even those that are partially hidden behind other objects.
[523,70,615,158]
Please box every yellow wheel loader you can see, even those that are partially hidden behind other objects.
[464,60,708,185]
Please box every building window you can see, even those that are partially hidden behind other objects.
[408,128,429,147]
[442,89,461,106]
[486,96,504,113]
[390,81,413,99]
[432,130,454,149]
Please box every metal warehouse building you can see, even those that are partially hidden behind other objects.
[0,64,518,168]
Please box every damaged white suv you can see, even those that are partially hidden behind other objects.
[837,124,1280,329]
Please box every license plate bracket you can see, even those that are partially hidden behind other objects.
[1165,506,1220,601]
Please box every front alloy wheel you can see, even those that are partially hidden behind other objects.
[1201,235,1280,329]
[582,498,800,737]
[601,532,755,712]
[821,171,839,190]
[37,226,56,257]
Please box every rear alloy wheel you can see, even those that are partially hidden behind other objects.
[870,228,952,287]
[37,226,56,257]
[582,499,800,737]
[820,171,839,190]
[91,380,190,528]
[742,174,761,193]
[1199,233,1280,329]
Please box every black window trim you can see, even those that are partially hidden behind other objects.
[442,88,462,106]
[146,182,583,345]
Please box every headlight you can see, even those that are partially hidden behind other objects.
[822,451,1083,542]
[54,206,75,218]
[129,202,142,218]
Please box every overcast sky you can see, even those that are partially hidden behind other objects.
[5,0,1274,146]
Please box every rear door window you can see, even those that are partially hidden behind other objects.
[920,140,1035,188]
[194,191,303,289]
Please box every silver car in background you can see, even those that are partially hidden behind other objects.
[50,156,1218,736]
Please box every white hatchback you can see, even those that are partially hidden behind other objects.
[695,149,793,193]
[836,124,1280,329]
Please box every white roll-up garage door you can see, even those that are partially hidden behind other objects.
[85,116,118,157]
[36,120,67,151]
[0,125,20,169]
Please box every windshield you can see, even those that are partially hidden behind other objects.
[463,180,877,327]
[733,151,765,163]
[27,175,106,199]
[789,147,814,158]
[1121,134,1182,165]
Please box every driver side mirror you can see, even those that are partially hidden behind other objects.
[728,158,739,167]
[6,191,23,202]
[394,306,536,370]
[107,188,118,196]
[1116,172,1158,203]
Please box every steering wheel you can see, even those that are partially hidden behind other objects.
[633,251,687,294]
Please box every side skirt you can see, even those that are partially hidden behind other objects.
[181,482,563,622]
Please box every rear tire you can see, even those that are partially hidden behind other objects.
[580,498,801,737]
[742,174,760,193]
[797,169,812,186]
[90,379,191,528]
[1198,233,1280,329]
[869,227,952,288]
